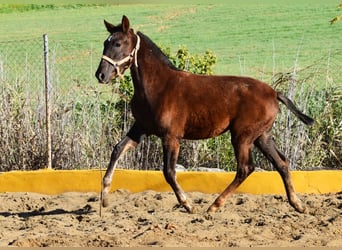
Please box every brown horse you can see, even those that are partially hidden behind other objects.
[95,16,314,213]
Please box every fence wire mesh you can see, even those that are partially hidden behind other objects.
[0,36,341,171]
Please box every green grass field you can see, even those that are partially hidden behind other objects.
[1,0,341,76]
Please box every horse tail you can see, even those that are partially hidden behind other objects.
[277,92,315,126]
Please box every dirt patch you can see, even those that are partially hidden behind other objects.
[0,190,341,247]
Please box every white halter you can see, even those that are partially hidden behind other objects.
[101,32,140,79]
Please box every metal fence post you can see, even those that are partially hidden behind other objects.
[43,34,52,169]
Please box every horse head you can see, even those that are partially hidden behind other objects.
[95,15,140,83]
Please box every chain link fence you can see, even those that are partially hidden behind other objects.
[0,36,341,171]
[0,36,106,171]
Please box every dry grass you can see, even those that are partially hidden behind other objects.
[0,43,340,171]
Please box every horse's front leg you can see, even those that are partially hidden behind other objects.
[162,136,193,213]
[101,123,145,207]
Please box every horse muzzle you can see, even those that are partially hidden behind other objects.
[95,66,117,84]
[95,72,108,84]
[96,62,127,84]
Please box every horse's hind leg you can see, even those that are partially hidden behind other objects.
[208,138,255,213]
[101,123,145,207]
[162,135,193,213]
[254,131,305,213]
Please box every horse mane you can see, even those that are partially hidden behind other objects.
[137,31,179,71]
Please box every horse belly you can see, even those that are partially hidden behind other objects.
[183,112,230,140]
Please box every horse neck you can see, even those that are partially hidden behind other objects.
[130,33,175,98]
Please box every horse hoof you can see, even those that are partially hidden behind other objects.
[102,197,109,207]
[183,203,195,214]
[295,204,306,213]
[291,197,306,213]
[207,204,219,213]
[188,206,196,214]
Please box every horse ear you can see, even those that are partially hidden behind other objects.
[104,20,115,33]
[121,15,130,33]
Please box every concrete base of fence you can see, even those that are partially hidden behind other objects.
[0,169,341,195]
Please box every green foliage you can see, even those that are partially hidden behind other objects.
[309,86,342,167]
[117,75,134,101]
[167,46,217,75]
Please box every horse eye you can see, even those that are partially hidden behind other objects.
[114,42,121,47]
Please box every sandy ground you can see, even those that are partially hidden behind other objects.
[0,190,341,247]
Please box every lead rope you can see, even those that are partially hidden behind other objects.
[133,30,140,68]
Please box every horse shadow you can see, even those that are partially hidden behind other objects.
[0,204,94,219]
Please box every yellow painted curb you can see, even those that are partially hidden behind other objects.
[0,169,341,195]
